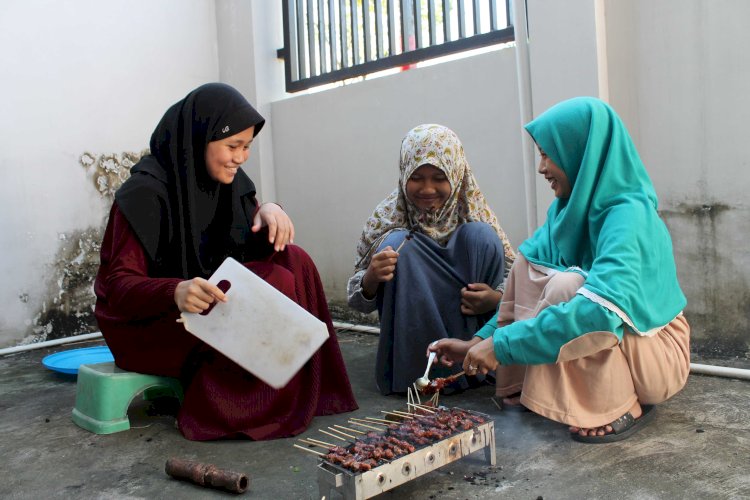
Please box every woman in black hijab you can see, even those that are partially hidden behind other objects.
[94,83,358,440]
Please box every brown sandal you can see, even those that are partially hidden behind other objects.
[571,405,656,443]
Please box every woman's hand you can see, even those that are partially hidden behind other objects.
[174,278,228,313]
[361,246,399,298]
[460,283,502,315]
[252,203,295,252]
[463,337,499,376]
[428,336,482,367]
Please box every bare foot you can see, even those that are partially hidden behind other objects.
[503,394,522,406]
[494,391,522,407]
[569,401,643,437]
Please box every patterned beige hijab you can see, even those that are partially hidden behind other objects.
[355,124,514,270]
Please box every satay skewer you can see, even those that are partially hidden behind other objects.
[411,402,438,411]
[327,427,357,440]
[319,429,349,441]
[348,420,384,431]
[381,410,414,419]
[333,424,365,435]
[407,402,435,414]
[350,417,389,426]
[361,417,394,424]
[418,370,467,395]
[417,402,436,410]
[298,439,329,449]
[390,410,415,418]
[430,392,440,407]
[306,437,336,448]
[293,444,325,456]
[413,384,422,405]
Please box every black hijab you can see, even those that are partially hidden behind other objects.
[115,83,266,279]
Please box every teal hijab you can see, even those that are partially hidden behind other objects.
[521,97,686,335]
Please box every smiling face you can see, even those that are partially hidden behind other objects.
[537,147,572,198]
[204,125,256,184]
[405,164,452,212]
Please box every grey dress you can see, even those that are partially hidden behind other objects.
[348,222,505,394]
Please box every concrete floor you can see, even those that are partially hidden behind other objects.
[1,330,749,500]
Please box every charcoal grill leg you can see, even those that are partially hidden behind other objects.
[318,481,349,500]
[484,425,497,465]
[317,465,359,500]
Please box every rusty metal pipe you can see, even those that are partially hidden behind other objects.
[165,458,249,494]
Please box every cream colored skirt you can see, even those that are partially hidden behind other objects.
[494,255,691,428]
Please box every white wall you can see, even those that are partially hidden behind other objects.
[0,0,219,346]
[525,0,604,223]
[605,0,750,349]
[270,48,528,300]
[215,0,287,203]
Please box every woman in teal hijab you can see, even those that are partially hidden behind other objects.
[430,97,691,443]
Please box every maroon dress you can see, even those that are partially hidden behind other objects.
[94,204,358,440]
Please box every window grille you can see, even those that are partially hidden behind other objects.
[279,0,515,93]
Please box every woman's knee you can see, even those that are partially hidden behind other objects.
[543,272,584,305]
[455,222,504,261]
[455,222,498,246]
[245,260,296,298]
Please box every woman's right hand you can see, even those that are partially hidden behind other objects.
[361,246,399,298]
[428,336,483,367]
[174,278,228,313]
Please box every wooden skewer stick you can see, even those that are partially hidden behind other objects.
[413,384,422,405]
[394,235,411,253]
[490,396,503,411]
[327,427,356,440]
[306,437,336,448]
[319,429,348,441]
[333,424,364,435]
[391,410,415,417]
[411,402,436,410]
[349,417,388,426]
[407,403,435,414]
[430,393,440,407]
[361,417,394,424]
[381,410,413,419]
[298,439,329,449]
[348,421,384,431]
[293,444,325,456]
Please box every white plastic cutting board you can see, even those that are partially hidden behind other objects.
[179,257,329,389]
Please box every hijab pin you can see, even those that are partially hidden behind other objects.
[222,126,230,133]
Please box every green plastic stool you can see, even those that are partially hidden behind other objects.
[71,362,183,434]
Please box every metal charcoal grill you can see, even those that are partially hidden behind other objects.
[316,408,495,500]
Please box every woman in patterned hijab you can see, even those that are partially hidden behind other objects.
[348,124,515,395]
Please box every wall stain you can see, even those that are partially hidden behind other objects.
[27,150,148,342]
[660,202,749,362]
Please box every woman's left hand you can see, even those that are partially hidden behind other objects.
[463,337,499,376]
[252,203,295,252]
[460,283,501,315]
